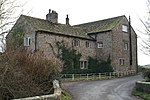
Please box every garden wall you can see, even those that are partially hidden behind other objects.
[135,81,150,93]
[13,80,61,100]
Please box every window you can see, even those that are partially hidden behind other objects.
[80,61,88,69]
[122,25,128,32]
[119,59,125,65]
[24,37,31,46]
[86,41,90,48]
[97,42,103,48]
[73,39,80,47]
[124,43,128,50]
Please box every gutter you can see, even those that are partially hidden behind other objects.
[87,30,112,35]
[34,32,37,52]
[129,16,132,66]
[36,30,96,41]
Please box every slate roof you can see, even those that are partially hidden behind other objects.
[21,15,91,39]
[20,15,125,39]
[74,15,125,34]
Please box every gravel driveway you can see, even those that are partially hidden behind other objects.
[63,75,143,100]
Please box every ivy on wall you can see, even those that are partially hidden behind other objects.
[88,56,113,73]
[56,41,81,70]
[9,26,25,50]
[49,41,113,74]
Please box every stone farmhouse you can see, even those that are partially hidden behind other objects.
[7,9,138,72]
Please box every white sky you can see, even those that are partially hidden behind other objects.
[19,0,150,65]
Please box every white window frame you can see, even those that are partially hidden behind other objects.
[124,43,128,50]
[73,39,80,47]
[119,59,125,66]
[122,25,128,32]
[86,41,90,48]
[80,61,88,69]
[97,42,103,48]
[24,37,31,46]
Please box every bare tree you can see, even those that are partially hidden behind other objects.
[139,0,150,56]
[0,0,24,52]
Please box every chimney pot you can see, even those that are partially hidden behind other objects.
[66,14,70,25]
[46,9,58,23]
[49,9,51,13]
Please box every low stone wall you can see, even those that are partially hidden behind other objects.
[13,80,61,100]
[135,81,150,93]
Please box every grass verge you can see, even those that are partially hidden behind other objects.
[133,90,150,100]
[61,90,72,100]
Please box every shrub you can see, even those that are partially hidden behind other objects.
[0,49,63,99]
[88,57,113,73]
[142,69,150,82]
[56,41,81,70]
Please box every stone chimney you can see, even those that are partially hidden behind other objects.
[66,14,70,25]
[46,9,58,23]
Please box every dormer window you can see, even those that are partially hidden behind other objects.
[24,37,31,46]
[122,25,128,32]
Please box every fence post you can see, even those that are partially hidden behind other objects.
[127,71,129,76]
[109,72,111,79]
[93,73,95,80]
[105,73,108,79]
[112,72,114,78]
[87,74,89,80]
[72,74,74,80]
[114,72,117,78]
[99,73,101,79]
[117,72,119,77]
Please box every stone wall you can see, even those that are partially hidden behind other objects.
[6,15,36,52]
[131,28,138,71]
[111,17,137,72]
[96,31,112,61]
[135,81,150,93]
[13,80,61,100]
[36,31,96,61]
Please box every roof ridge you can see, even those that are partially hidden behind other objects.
[20,14,47,21]
[74,15,125,26]
[20,14,67,26]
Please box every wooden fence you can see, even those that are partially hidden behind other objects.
[61,70,136,81]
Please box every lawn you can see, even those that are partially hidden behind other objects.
[61,90,72,100]
[133,90,150,100]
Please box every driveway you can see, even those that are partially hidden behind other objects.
[63,75,143,100]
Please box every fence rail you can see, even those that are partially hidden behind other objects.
[61,70,136,81]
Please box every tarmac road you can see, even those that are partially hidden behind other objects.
[63,75,143,100]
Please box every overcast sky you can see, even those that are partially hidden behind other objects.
[19,0,150,65]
